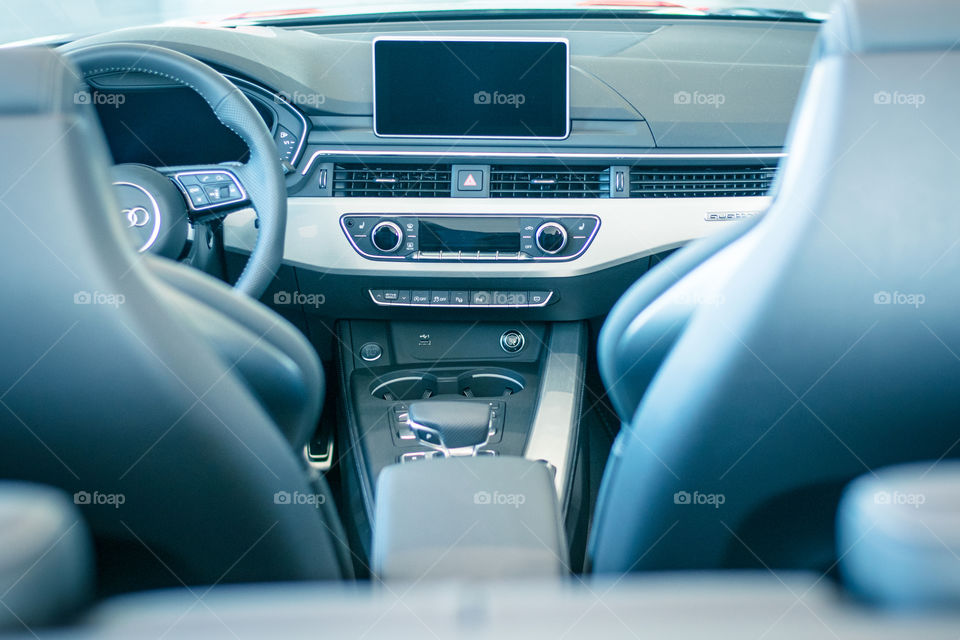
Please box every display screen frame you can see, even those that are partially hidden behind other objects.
[372,36,571,140]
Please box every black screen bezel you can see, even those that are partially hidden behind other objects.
[372,37,570,140]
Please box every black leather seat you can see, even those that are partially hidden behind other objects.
[0,47,350,591]
[591,0,960,574]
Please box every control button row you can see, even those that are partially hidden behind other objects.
[413,251,529,261]
[399,451,442,463]
[276,126,300,164]
[399,450,498,463]
[369,290,553,308]
[174,171,246,211]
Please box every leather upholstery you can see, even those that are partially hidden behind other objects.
[373,457,567,580]
[591,0,960,574]
[0,47,347,590]
[598,215,763,424]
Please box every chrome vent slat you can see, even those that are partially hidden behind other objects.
[490,166,610,199]
[629,166,776,198]
[333,164,451,197]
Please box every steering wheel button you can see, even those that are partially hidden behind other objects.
[184,185,207,206]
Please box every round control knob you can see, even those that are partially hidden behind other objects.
[371,220,403,253]
[535,222,568,255]
[500,330,525,354]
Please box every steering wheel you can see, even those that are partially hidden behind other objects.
[66,43,286,299]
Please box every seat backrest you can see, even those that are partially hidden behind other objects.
[590,0,960,574]
[0,47,345,590]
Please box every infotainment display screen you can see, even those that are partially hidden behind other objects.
[419,218,521,253]
[373,37,569,139]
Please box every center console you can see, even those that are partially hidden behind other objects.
[337,320,587,562]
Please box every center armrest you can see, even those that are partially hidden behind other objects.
[373,456,568,581]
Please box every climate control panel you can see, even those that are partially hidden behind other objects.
[341,214,600,262]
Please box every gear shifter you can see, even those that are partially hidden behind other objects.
[407,400,492,457]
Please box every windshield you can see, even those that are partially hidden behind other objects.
[0,0,832,46]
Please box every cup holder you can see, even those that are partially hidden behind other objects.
[369,368,524,401]
[369,373,439,401]
[457,369,524,398]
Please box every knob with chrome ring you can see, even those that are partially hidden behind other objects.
[371,220,404,253]
[535,221,568,255]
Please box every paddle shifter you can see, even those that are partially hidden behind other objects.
[407,400,493,457]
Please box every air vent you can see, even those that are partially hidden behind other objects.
[333,164,451,197]
[490,166,610,198]
[629,166,776,198]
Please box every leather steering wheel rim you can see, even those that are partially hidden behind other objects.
[65,43,286,299]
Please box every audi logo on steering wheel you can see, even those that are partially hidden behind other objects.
[123,206,151,228]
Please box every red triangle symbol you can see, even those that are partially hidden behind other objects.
[463,173,478,187]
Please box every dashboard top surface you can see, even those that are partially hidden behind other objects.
[64,16,818,153]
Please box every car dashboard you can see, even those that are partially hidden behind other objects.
[77,15,815,322]
[63,11,819,563]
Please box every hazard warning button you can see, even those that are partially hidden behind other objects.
[458,170,483,191]
[451,165,488,197]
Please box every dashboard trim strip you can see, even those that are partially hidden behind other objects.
[525,321,586,508]
[301,149,786,175]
